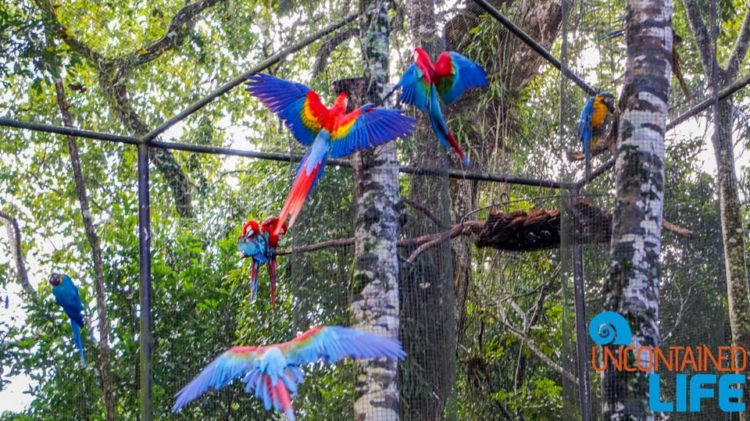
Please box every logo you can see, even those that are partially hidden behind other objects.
[588,311,632,345]
[589,311,746,413]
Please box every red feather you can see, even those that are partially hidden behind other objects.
[275,162,323,236]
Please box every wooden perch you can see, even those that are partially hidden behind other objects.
[475,197,692,251]
[275,198,691,258]
[566,132,617,163]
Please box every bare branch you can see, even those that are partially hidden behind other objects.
[127,0,225,67]
[312,27,358,78]
[403,197,449,229]
[682,0,716,76]
[495,314,579,385]
[662,219,693,238]
[0,211,33,294]
[33,0,102,63]
[726,2,750,78]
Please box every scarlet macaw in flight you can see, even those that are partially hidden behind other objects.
[388,47,488,167]
[245,74,416,235]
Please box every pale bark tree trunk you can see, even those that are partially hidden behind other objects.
[0,210,33,293]
[352,1,401,419]
[55,80,116,421]
[602,1,672,419]
[682,1,750,414]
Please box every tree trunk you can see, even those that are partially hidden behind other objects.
[681,2,750,414]
[55,80,117,421]
[352,1,400,419]
[0,211,33,294]
[601,1,672,419]
[396,1,458,420]
[714,96,750,414]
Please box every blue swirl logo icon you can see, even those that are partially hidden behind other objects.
[589,311,632,345]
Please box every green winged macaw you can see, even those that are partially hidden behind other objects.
[237,217,287,308]
[172,326,406,420]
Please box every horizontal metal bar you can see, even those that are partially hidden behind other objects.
[141,12,360,142]
[575,73,750,188]
[0,117,138,144]
[0,117,565,187]
[472,0,598,96]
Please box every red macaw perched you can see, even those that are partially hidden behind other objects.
[387,48,488,167]
[245,74,416,236]
[172,326,406,420]
[238,217,287,308]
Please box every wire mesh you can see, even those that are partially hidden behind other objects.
[0,0,746,420]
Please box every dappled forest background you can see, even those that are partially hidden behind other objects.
[1,0,749,419]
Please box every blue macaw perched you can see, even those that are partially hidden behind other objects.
[172,326,406,420]
[237,217,287,308]
[49,273,86,366]
[387,48,488,167]
[578,93,615,173]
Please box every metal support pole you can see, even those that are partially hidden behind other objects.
[137,143,153,421]
[570,188,592,421]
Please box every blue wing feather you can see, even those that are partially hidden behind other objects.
[285,326,406,366]
[245,73,319,146]
[436,52,488,105]
[578,97,595,169]
[329,106,416,158]
[393,64,430,112]
[172,348,260,412]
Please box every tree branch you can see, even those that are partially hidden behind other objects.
[0,211,33,294]
[55,79,116,421]
[33,0,103,63]
[36,0,227,218]
[682,0,716,76]
[494,314,579,385]
[126,0,224,66]
[726,2,750,78]
[311,26,358,78]
[274,217,691,257]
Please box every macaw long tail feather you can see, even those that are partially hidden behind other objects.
[275,381,296,421]
[250,260,259,300]
[428,88,470,167]
[583,137,590,176]
[275,153,328,236]
[70,319,86,367]
[268,259,278,310]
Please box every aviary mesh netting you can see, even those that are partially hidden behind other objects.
[1,0,748,420]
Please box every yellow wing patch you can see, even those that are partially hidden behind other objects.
[301,101,323,131]
[331,112,359,139]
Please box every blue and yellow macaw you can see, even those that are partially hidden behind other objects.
[578,93,615,173]
[49,273,86,366]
